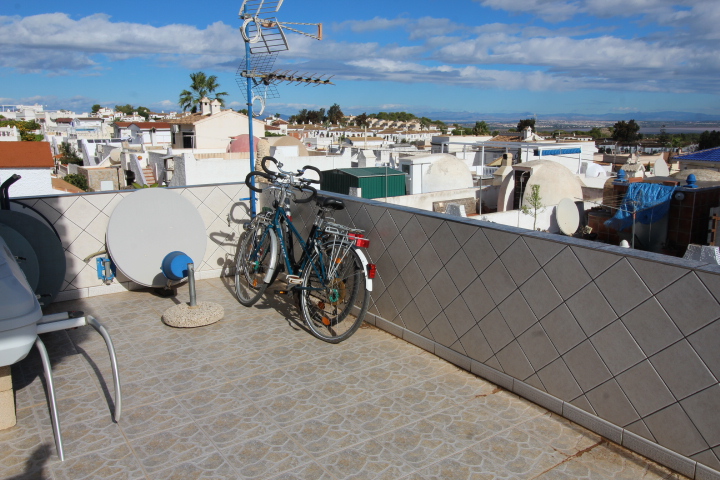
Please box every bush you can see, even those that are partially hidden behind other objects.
[64,174,88,191]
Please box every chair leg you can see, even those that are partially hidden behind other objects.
[87,316,122,422]
[35,337,64,462]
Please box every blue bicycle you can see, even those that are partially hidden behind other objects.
[235,157,375,343]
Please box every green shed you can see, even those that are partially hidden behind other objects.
[321,167,406,199]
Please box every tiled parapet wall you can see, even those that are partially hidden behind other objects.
[288,192,720,479]
[13,183,251,302]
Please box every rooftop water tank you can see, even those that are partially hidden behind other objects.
[0,236,41,366]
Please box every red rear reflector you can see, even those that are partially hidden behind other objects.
[349,233,370,248]
[367,264,377,279]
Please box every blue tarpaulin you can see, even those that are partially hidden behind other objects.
[604,183,676,231]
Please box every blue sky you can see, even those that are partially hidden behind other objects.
[1,0,719,118]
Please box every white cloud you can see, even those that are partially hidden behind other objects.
[332,17,408,33]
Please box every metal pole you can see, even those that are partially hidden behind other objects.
[245,10,256,218]
[188,263,197,307]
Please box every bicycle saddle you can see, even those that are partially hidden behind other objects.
[316,196,345,210]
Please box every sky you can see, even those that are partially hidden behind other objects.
[1,0,719,119]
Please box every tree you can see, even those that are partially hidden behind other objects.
[473,121,490,136]
[698,130,720,150]
[517,118,536,132]
[355,113,369,127]
[58,142,83,165]
[611,119,642,143]
[0,119,42,141]
[63,174,88,191]
[114,104,150,120]
[521,184,545,231]
[178,71,228,113]
[327,103,343,125]
[91,104,101,114]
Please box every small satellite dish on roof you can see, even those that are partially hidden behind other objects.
[106,189,207,287]
[556,198,580,236]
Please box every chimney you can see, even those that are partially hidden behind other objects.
[199,97,211,115]
[522,126,532,140]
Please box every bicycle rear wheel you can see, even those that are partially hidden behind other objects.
[235,224,276,306]
[299,247,369,343]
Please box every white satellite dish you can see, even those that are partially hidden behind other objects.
[585,162,605,178]
[556,198,580,236]
[106,189,207,287]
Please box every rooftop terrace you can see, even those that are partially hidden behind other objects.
[4,278,686,480]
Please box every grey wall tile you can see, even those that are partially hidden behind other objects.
[537,358,583,400]
[625,419,657,442]
[628,257,688,294]
[523,373,546,392]
[650,340,717,400]
[374,292,400,323]
[376,251,400,285]
[542,248,591,300]
[400,301,427,333]
[471,359,514,390]
[445,249,478,293]
[477,308,515,353]
[563,401,622,444]
[516,323,559,371]
[414,285,442,324]
[450,338,467,356]
[563,340,612,392]
[698,271,720,303]
[426,312,459,348]
[680,385,720,448]
[389,209,413,231]
[429,222,460,264]
[352,205,373,231]
[590,320,646,376]
[568,395,596,415]
[374,211,400,241]
[644,404,710,457]
[428,268,460,309]
[365,228,387,263]
[480,259,517,304]
[495,340,535,381]
[688,320,720,379]
[513,380,563,414]
[444,296,476,339]
[402,329,435,353]
[622,430,698,479]
[387,276,413,313]
[498,290,537,337]
[540,305,587,355]
[484,228,518,255]
[499,238,541,286]
[375,316,404,338]
[594,259,652,316]
[400,259,427,298]
[386,236,412,272]
[656,273,720,336]
[572,246,620,278]
[458,324,494,363]
[523,236,565,266]
[461,277,495,323]
[616,361,676,418]
[448,221,477,246]
[399,217,428,256]
[414,243,443,281]
[620,298,683,357]
[566,282,618,337]
[435,344,471,371]
[462,230,497,275]
[417,214,443,238]
[585,379,640,427]
[697,462,720,480]
[693,450,720,475]
[365,204,388,224]
[519,271,563,320]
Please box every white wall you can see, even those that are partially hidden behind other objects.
[184,154,252,186]
[381,187,481,212]
[0,168,55,197]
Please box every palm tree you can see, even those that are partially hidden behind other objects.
[178,72,228,113]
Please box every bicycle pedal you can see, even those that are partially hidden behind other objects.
[286,275,302,285]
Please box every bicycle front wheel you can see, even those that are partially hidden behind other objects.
[300,247,370,343]
[235,224,277,306]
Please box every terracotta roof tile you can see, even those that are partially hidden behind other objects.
[0,142,54,168]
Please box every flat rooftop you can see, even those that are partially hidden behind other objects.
[4,278,686,479]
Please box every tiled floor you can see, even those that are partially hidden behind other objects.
[3,278,687,479]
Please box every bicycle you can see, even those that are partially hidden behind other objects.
[235,156,376,343]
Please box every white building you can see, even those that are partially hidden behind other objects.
[0,142,56,197]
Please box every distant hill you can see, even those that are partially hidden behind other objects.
[415,110,720,123]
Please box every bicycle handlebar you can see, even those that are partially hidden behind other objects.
[293,185,318,204]
[245,170,276,193]
[261,156,322,185]
[245,170,318,203]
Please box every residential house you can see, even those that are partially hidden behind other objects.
[0,142,56,197]
[0,126,20,142]
[675,146,720,173]
[113,122,172,146]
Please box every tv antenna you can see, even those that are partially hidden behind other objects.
[237,0,333,216]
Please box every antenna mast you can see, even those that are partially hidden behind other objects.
[238,0,333,217]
